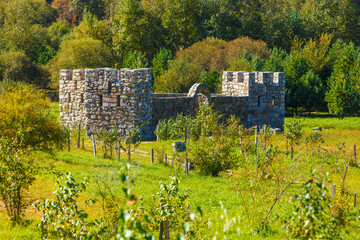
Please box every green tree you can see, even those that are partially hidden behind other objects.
[0,51,50,88]
[199,70,220,93]
[262,47,287,72]
[152,48,173,79]
[325,44,360,118]
[47,37,114,88]
[299,70,325,113]
[154,57,201,93]
[122,50,148,69]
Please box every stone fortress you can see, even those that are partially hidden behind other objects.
[59,68,285,139]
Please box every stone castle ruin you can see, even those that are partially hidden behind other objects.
[59,68,285,139]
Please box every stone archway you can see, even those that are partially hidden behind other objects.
[188,83,211,113]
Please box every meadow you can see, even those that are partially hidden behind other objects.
[0,103,360,239]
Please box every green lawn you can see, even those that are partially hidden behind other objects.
[1,105,360,239]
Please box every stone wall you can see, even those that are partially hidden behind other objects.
[59,68,285,138]
[222,71,285,129]
[60,68,153,137]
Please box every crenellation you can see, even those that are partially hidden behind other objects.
[60,68,285,139]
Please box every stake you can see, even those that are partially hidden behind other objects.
[128,145,131,163]
[341,164,349,193]
[354,145,357,164]
[188,126,191,143]
[68,129,71,152]
[185,125,187,143]
[156,125,159,143]
[355,193,357,208]
[185,151,188,176]
[77,122,81,148]
[41,210,47,238]
[92,134,96,156]
[151,148,154,164]
[118,141,121,162]
[332,184,336,200]
[239,136,242,154]
[255,127,258,156]
[170,154,175,174]
[82,137,84,149]
[165,219,169,240]
[165,153,167,165]
[159,203,164,240]
[264,125,267,151]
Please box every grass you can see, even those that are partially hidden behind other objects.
[1,104,360,239]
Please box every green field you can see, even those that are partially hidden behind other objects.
[1,103,360,239]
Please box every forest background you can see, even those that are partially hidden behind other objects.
[1,0,360,116]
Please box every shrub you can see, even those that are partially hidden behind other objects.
[0,141,35,225]
[283,171,340,239]
[190,135,238,176]
[47,37,114,89]
[199,70,220,93]
[0,83,63,151]
[0,51,50,88]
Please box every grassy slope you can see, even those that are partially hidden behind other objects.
[1,104,360,239]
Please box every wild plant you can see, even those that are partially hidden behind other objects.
[305,131,324,156]
[285,117,303,159]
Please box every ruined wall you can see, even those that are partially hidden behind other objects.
[222,71,285,129]
[60,68,285,137]
[60,68,153,137]
[152,95,197,124]
[210,95,248,124]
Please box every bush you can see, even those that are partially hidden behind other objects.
[154,58,201,93]
[199,70,220,93]
[190,135,238,176]
[0,141,35,225]
[47,37,114,89]
[0,51,50,88]
[0,83,63,151]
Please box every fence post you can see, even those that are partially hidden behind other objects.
[159,203,164,240]
[355,193,357,208]
[68,128,71,152]
[151,148,154,164]
[165,153,167,165]
[82,138,84,149]
[41,210,47,238]
[185,125,187,143]
[255,127,258,156]
[188,126,191,143]
[156,125,159,143]
[77,122,81,149]
[185,151,188,176]
[264,125,267,151]
[128,145,131,163]
[92,134,96,156]
[331,184,336,200]
[171,154,175,174]
[354,145,357,164]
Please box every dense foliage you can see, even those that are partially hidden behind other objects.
[1,0,360,115]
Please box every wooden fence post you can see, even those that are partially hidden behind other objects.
[341,164,349,193]
[264,125,267,151]
[68,128,71,152]
[159,203,164,240]
[92,134,96,156]
[77,122,81,149]
[354,145,357,164]
[165,154,167,165]
[41,210,47,238]
[255,127,258,156]
[185,125,187,143]
[170,154,175,174]
[331,184,336,200]
[156,125,159,143]
[185,151,188,176]
[128,145,131,163]
[151,148,154,164]
[82,138,84,149]
[354,193,357,208]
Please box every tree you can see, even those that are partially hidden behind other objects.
[47,37,114,88]
[154,58,201,93]
[152,48,173,79]
[0,51,50,88]
[325,43,360,118]
[122,50,148,69]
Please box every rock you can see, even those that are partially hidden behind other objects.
[313,127,322,131]
[172,141,186,152]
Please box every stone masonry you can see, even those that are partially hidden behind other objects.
[59,68,285,139]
